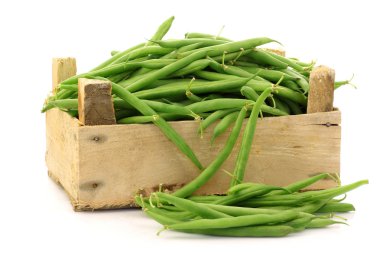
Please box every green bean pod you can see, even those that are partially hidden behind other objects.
[166,210,299,230]
[211,111,240,143]
[112,82,203,170]
[145,16,175,47]
[173,107,247,198]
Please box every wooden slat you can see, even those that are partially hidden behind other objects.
[74,111,340,210]
[78,78,116,126]
[307,65,335,113]
[52,58,76,91]
[46,109,80,205]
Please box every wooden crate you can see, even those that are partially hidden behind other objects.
[46,58,341,211]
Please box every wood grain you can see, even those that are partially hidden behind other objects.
[78,78,116,126]
[73,110,340,210]
[307,65,335,113]
[52,58,76,91]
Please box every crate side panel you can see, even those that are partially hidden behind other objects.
[46,109,80,202]
[75,111,340,209]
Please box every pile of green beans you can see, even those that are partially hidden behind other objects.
[42,17,365,237]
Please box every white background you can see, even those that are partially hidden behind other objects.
[0,0,379,252]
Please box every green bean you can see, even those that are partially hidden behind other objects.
[90,42,144,71]
[203,203,282,216]
[111,50,119,56]
[211,111,240,143]
[133,78,252,100]
[240,179,368,208]
[41,99,78,112]
[285,216,314,231]
[153,38,227,48]
[155,192,230,219]
[143,100,199,119]
[198,109,238,134]
[185,32,231,41]
[112,82,203,170]
[187,195,223,203]
[273,97,291,115]
[228,182,266,195]
[231,87,273,186]
[195,71,307,105]
[136,196,192,223]
[175,225,295,237]
[66,109,78,117]
[282,80,302,92]
[118,115,157,124]
[247,50,288,69]
[166,210,299,230]
[180,37,277,58]
[62,59,173,84]
[145,16,175,47]
[173,107,247,198]
[215,184,287,206]
[284,99,304,115]
[295,180,369,202]
[127,50,209,92]
[240,86,260,101]
[238,65,297,82]
[186,98,287,116]
[280,69,309,93]
[211,49,253,64]
[111,46,175,66]
[266,50,305,72]
[108,71,131,83]
[115,109,139,120]
[160,42,204,59]
[58,84,78,91]
[317,202,355,213]
[270,173,330,195]
[169,59,210,77]
[306,218,347,228]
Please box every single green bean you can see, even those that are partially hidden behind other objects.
[173,107,247,198]
[306,218,347,228]
[133,78,252,101]
[166,210,299,230]
[112,82,203,170]
[118,115,157,124]
[185,32,231,41]
[238,65,297,82]
[169,59,210,77]
[211,111,240,143]
[175,225,295,237]
[198,109,238,134]
[240,86,260,101]
[111,46,175,66]
[180,37,277,58]
[155,192,230,219]
[145,16,175,47]
[186,98,287,116]
[247,50,288,69]
[316,202,355,213]
[231,87,273,186]
[90,42,144,71]
[266,50,305,72]
[153,38,227,48]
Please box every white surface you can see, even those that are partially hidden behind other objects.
[0,0,379,252]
